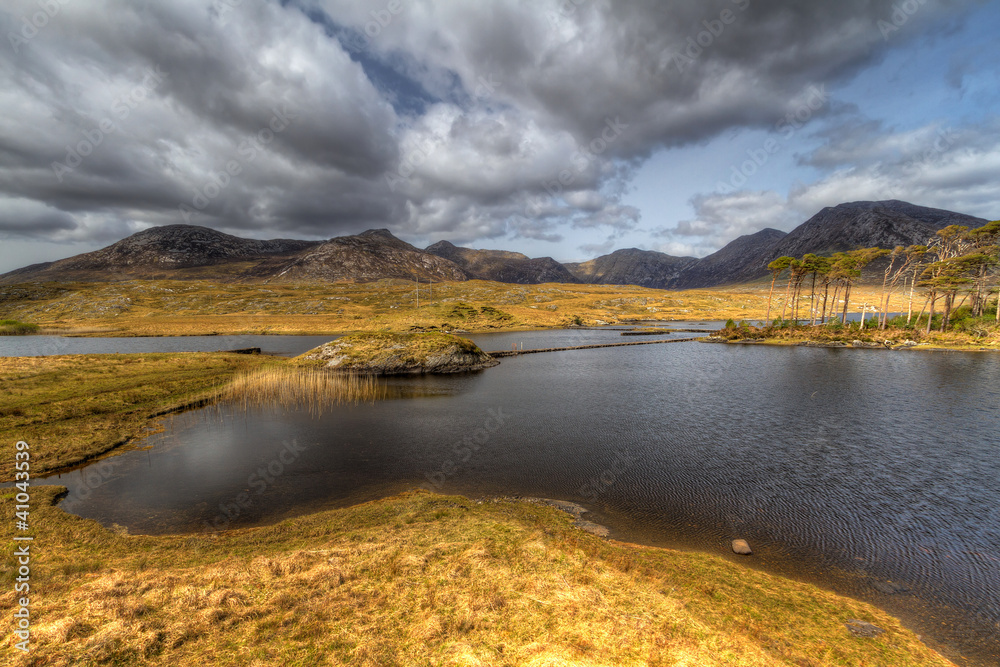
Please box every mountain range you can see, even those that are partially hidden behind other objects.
[1,200,989,288]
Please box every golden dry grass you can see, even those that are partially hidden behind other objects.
[0,488,955,667]
[0,279,914,336]
[219,366,387,415]
[0,277,947,338]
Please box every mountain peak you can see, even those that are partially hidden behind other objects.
[358,228,398,240]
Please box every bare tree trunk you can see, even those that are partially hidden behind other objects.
[809,273,818,325]
[914,295,929,331]
[941,293,953,332]
[878,267,890,329]
[926,292,936,335]
[860,302,869,329]
[764,274,778,324]
[792,280,801,323]
[841,283,852,325]
[907,276,916,325]
[780,275,793,322]
[830,284,841,323]
[821,283,830,324]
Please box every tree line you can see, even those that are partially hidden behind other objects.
[763,220,1000,333]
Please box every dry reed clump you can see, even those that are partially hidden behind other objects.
[218,366,387,415]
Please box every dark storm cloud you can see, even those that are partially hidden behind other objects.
[0,0,983,263]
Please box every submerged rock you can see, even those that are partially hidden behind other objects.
[731,539,752,555]
[294,331,499,375]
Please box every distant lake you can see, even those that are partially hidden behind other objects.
[19,326,1000,665]
[0,322,705,357]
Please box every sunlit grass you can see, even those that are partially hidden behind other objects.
[0,319,39,335]
[0,487,955,667]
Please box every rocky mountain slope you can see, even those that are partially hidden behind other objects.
[254,229,469,283]
[0,227,467,285]
[1,200,990,288]
[565,248,697,289]
[426,241,580,284]
[728,200,988,283]
[0,225,320,282]
[669,228,788,289]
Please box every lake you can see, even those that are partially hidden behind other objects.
[19,327,1000,665]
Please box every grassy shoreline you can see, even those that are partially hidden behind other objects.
[0,487,954,666]
[0,352,284,481]
[705,318,1000,351]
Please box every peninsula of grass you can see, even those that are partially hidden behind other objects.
[0,352,282,481]
[709,310,1000,351]
[294,331,499,374]
[0,319,39,335]
[0,487,955,667]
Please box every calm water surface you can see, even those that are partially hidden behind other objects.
[0,334,339,357]
[26,329,1000,665]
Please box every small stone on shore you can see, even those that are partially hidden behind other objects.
[731,539,752,555]
[845,619,885,638]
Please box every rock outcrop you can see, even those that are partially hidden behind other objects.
[294,332,499,375]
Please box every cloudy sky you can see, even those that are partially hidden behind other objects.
[0,0,997,273]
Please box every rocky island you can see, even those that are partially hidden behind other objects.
[294,331,499,374]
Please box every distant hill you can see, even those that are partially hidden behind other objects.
[0,225,321,282]
[0,226,467,284]
[254,229,469,283]
[1,200,991,288]
[565,248,697,288]
[426,241,580,284]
